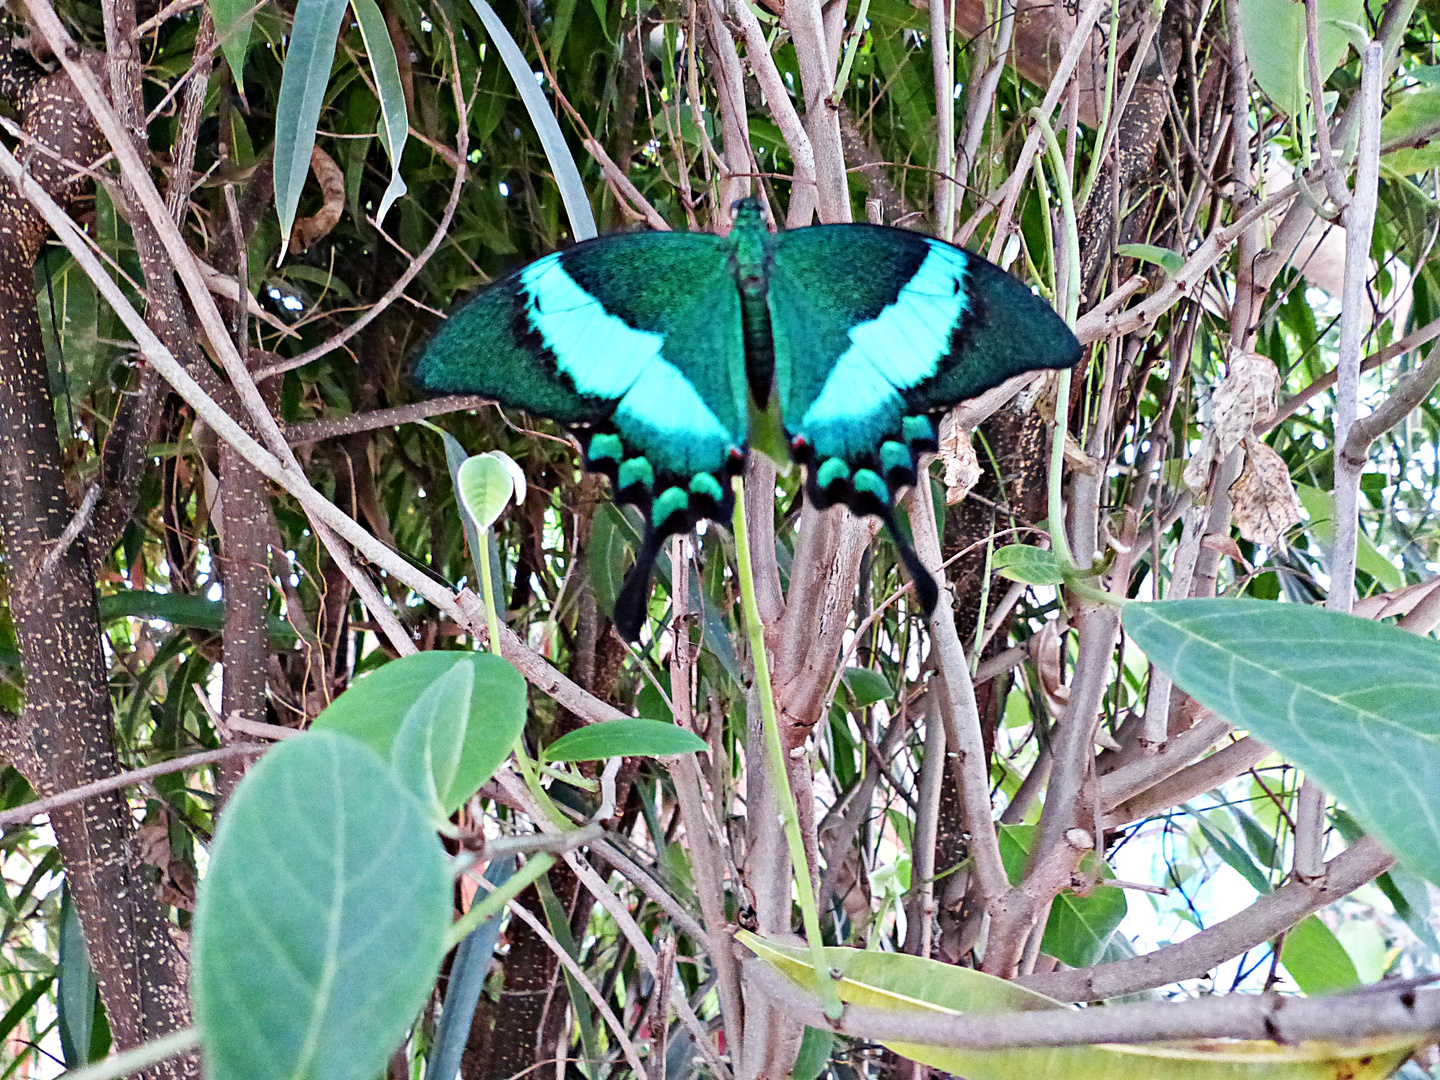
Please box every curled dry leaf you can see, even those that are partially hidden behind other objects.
[1212,351,1280,455]
[290,146,345,254]
[1182,429,1216,494]
[938,411,981,504]
[1033,620,1068,715]
[1230,434,1303,548]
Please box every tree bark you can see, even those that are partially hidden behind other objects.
[0,43,197,1076]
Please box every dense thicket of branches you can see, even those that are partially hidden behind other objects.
[0,0,1438,1073]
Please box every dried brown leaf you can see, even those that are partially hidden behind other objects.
[938,411,981,504]
[290,146,345,254]
[1212,352,1280,456]
[1231,435,1302,548]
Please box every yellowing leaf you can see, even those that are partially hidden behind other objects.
[739,932,1415,1080]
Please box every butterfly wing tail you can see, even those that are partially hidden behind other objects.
[613,526,668,643]
[876,505,940,619]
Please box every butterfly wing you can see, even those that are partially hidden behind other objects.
[767,224,1082,611]
[412,230,750,639]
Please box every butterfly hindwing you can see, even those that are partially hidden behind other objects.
[767,223,1082,614]
[412,230,750,639]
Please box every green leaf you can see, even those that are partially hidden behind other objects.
[273,0,350,259]
[349,0,408,225]
[392,660,474,820]
[587,503,633,618]
[843,667,893,707]
[209,0,255,85]
[792,1026,834,1080]
[193,731,452,1080]
[543,718,707,762]
[992,544,1065,586]
[0,974,55,1046]
[739,932,1416,1080]
[1380,88,1440,174]
[1295,484,1403,589]
[1281,915,1361,995]
[462,0,597,241]
[997,825,1127,968]
[57,886,98,1068]
[1238,0,1362,117]
[312,651,526,812]
[1376,866,1440,952]
[1123,599,1440,886]
[97,590,299,647]
[1183,806,1274,895]
[1116,243,1184,276]
[456,452,516,532]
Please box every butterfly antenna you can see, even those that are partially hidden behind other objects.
[613,526,668,643]
[875,505,940,619]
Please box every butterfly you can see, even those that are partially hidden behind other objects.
[412,198,1082,642]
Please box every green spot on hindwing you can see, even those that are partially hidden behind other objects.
[688,473,724,503]
[852,469,888,502]
[618,457,655,493]
[902,415,936,447]
[816,458,850,489]
[879,441,912,477]
[652,487,690,529]
[589,433,624,463]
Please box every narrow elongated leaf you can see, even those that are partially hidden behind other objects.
[312,651,526,812]
[1124,599,1440,886]
[209,0,255,85]
[273,0,350,260]
[741,933,1415,1080]
[193,731,451,1080]
[1281,915,1361,995]
[543,718,707,762]
[463,0,597,240]
[1295,485,1402,590]
[998,825,1127,968]
[348,0,408,224]
[1117,243,1184,276]
[392,660,474,818]
[57,886,97,1068]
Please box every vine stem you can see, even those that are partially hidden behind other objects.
[731,476,842,1020]
[446,851,555,949]
[477,526,504,658]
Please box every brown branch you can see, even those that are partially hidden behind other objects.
[0,745,269,831]
[747,953,1440,1047]
[1021,837,1395,1001]
[284,396,494,443]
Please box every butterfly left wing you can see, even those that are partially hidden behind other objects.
[412,229,750,640]
[767,224,1082,613]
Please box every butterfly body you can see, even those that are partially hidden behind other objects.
[414,199,1081,640]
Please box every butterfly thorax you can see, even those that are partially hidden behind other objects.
[729,200,777,408]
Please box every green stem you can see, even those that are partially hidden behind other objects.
[59,1027,201,1080]
[730,477,842,1020]
[477,526,503,658]
[445,851,556,950]
[1075,0,1121,214]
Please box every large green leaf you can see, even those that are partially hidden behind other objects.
[348,0,408,225]
[1124,599,1440,885]
[272,0,350,259]
[392,660,474,820]
[193,731,451,1080]
[1238,0,1362,117]
[312,651,526,812]
[740,933,1416,1080]
[1281,915,1361,995]
[998,825,1127,968]
[543,718,707,762]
